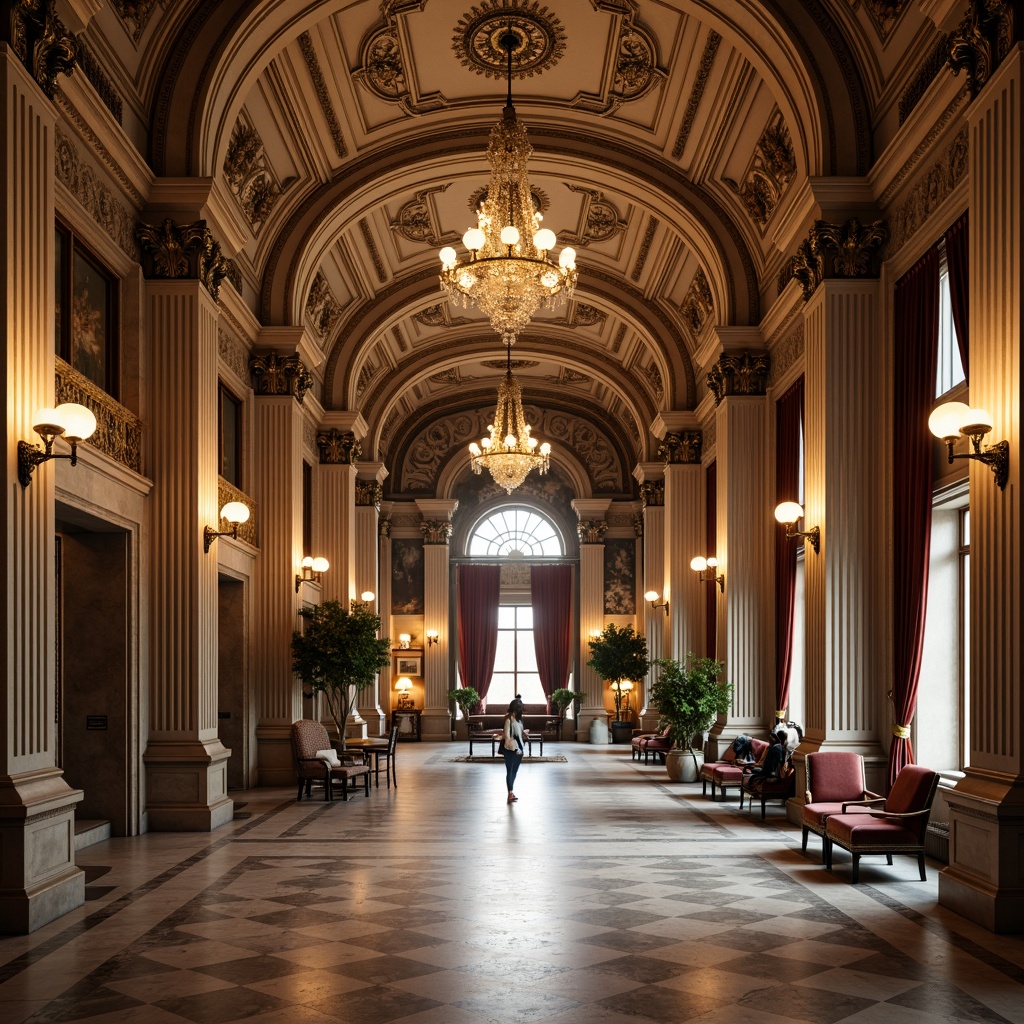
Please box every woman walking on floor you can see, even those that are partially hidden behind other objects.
[502,694,525,803]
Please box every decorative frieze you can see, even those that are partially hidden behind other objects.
[305,271,343,342]
[224,119,283,235]
[76,40,122,123]
[8,0,77,99]
[641,480,665,507]
[948,0,1020,99]
[658,431,702,465]
[392,186,457,245]
[680,268,714,337]
[420,519,453,545]
[249,351,313,403]
[768,324,805,388]
[577,519,608,544]
[217,480,257,548]
[778,218,888,300]
[298,31,347,158]
[317,429,360,465]
[673,30,720,159]
[413,303,472,329]
[725,111,796,231]
[55,359,142,474]
[217,329,249,388]
[359,218,386,283]
[631,217,659,282]
[899,35,949,125]
[55,126,138,260]
[707,352,771,404]
[356,480,383,507]
[136,218,234,300]
[500,562,532,587]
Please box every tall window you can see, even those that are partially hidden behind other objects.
[55,222,118,396]
[936,255,965,397]
[488,605,544,706]
[467,507,563,557]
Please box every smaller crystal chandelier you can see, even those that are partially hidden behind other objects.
[468,345,551,493]
[439,27,577,346]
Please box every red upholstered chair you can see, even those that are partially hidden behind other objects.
[801,752,877,861]
[701,737,769,800]
[740,761,796,819]
[824,764,939,883]
[631,726,671,763]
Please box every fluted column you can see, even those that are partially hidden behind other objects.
[635,467,666,730]
[573,499,611,739]
[316,414,366,606]
[416,499,458,740]
[660,429,704,660]
[355,468,386,735]
[0,49,84,933]
[377,505,394,722]
[802,279,887,787]
[940,47,1024,933]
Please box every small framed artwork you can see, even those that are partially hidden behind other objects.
[396,656,422,677]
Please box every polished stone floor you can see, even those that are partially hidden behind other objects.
[2,743,1023,1024]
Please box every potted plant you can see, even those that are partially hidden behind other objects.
[586,624,649,743]
[550,687,584,740]
[648,654,731,782]
[448,686,481,739]
[291,600,391,750]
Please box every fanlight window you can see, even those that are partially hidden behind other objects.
[468,507,562,557]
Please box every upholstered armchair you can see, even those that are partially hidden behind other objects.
[631,726,672,764]
[801,751,877,861]
[700,736,769,800]
[290,720,370,801]
[823,764,939,883]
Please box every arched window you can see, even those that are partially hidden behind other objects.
[467,507,563,557]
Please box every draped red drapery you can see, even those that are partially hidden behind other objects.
[774,377,804,722]
[705,461,717,660]
[945,212,970,382]
[890,248,940,789]
[531,564,573,704]
[457,564,501,709]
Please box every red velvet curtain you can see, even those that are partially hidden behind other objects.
[890,248,940,789]
[531,564,573,703]
[457,564,501,708]
[705,461,717,660]
[774,377,804,722]
[945,212,970,382]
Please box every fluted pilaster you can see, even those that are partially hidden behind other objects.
[636,465,666,728]
[940,49,1024,933]
[0,51,84,933]
[663,464,703,660]
[317,463,356,606]
[355,467,385,734]
[573,498,611,739]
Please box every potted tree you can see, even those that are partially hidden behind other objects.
[448,686,482,739]
[291,600,391,751]
[586,624,649,744]
[648,654,731,782]
[550,687,584,740]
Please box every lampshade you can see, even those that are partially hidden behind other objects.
[395,676,412,692]
[928,401,970,440]
[360,591,376,602]
[310,556,329,573]
[959,407,994,436]
[690,556,708,572]
[774,501,804,525]
[644,590,659,602]
[220,501,251,525]
[31,407,65,437]
[55,403,97,441]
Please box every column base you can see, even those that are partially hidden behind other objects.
[143,738,234,831]
[419,709,452,741]
[0,769,85,934]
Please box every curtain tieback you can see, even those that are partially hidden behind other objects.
[774,710,786,720]
[892,724,911,739]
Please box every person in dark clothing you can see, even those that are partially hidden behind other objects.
[502,694,525,802]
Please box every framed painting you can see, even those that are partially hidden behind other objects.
[395,656,422,677]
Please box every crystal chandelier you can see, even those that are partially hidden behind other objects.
[439,28,577,346]
[468,345,551,493]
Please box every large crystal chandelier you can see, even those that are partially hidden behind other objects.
[439,29,577,346]
[468,345,551,493]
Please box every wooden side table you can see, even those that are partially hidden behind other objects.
[392,709,421,741]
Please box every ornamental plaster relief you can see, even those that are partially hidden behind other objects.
[217,329,250,390]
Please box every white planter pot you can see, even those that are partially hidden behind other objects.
[666,748,703,782]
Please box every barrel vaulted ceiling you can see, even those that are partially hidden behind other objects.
[91,0,942,498]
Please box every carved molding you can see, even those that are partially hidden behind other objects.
[391,186,457,245]
[641,480,665,507]
[576,519,608,544]
[360,219,387,284]
[611,19,664,105]
[420,519,453,544]
[564,185,628,247]
[10,0,77,99]
[630,216,659,282]
[136,218,234,300]
[305,271,344,342]
[217,329,249,388]
[224,118,284,235]
[725,110,796,231]
[249,351,313,403]
[948,0,1020,99]
[778,218,888,300]
[218,479,258,548]
[658,430,702,465]
[317,428,361,465]
[413,303,472,329]
[679,267,714,337]
[899,35,949,125]
[76,39,122,123]
[707,351,771,404]
[768,324,805,388]
[851,0,911,42]
[356,480,383,507]
[298,31,347,159]
[673,30,720,159]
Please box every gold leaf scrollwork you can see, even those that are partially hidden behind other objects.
[576,519,608,544]
[641,480,665,507]
[136,219,235,300]
[317,429,361,465]
[658,430,702,465]
[778,218,888,300]
[420,519,453,545]
[250,351,313,404]
[355,480,383,507]
[706,352,771,405]
[12,0,78,99]
[948,0,1018,98]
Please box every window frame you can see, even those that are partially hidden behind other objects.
[217,382,243,487]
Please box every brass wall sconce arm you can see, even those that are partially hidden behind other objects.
[929,402,1009,489]
[426,630,439,646]
[774,502,821,554]
[204,501,251,553]
[644,590,669,615]
[690,556,725,592]
[295,555,329,591]
[18,404,97,487]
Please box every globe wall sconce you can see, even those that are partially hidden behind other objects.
[928,401,1009,489]
[18,403,97,487]
[395,676,415,710]
[690,556,725,592]
[294,555,329,590]
[774,501,821,554]
[398,633,412,650]
[644,590,669,615]
[204,501,251,553]
[426,629,440,646]
[359,591,376,604]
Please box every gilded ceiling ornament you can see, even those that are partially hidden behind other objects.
[452,0,566,79]
[641,480,665,508]
[414,304,472,329]
[679,268,714,337]
[481,358,539,369]
[420,519,454,544]
[10,0,78,99]
[576,519,608,544]
[224,120,282,235]
[706,352,771,405]
[250,351,313,403]
[317,428,361,465]
[562,185,627,247]
[430,368,462,386]
[572,304,605,327]
[356,480,383,507]
[658,431,702,465]
[948,0,1019,98]
[611,16,664,105]
[725,112,796,231]
[641,363,664,400]
[558,368,591,386]
[305,271,343,341]
[363,29,406,99]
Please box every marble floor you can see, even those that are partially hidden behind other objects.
[2,743,1023,1024]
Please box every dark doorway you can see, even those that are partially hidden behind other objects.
[218,576,249,790]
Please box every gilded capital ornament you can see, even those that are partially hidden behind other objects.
[948,0,1019,98]
[316,428,360,465]
[250,351,313,404]
[658,431,702,465]
[707,351,771,404]
[9,0,78,99]
[632,512,644,537]
[420,519,453,544]
[136,218,235,300]
[641,480,665,507]
[355,480,383,507]
[576,519,608,544]
[778,218,888,300]
[379,517,392,538]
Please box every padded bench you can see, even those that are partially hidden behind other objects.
[469,729,543,756]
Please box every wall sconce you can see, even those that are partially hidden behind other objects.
[425,629,439,646]
[398,633,412,649]
[644,590,669,615]
[18,403,98,487]
[295,555,329,591]
[929,401,1009,489]
[204,501,251,553]
[774,501,820,554]
[360,591,376,603]
[690,556,725,592]
[395,676,414,710]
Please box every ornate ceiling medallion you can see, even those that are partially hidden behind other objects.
[453,0,566,79]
